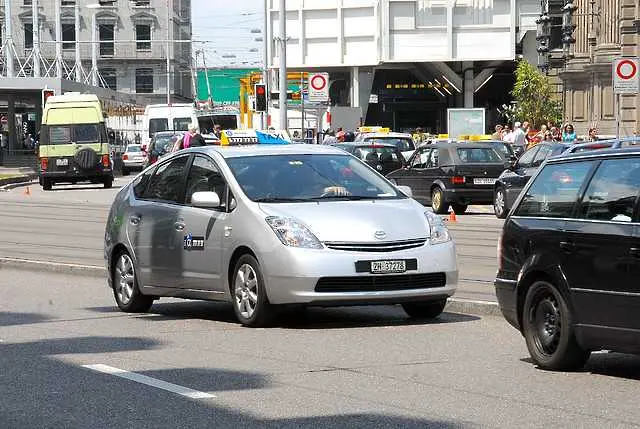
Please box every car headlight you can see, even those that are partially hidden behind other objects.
[265,216,323,249]
[425,211,451,245]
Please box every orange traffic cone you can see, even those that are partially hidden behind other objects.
[448,210,457,223]
[24,186,31,196]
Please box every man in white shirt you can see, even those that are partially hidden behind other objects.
[511,122,527,155]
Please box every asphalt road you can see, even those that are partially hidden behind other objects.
[0,179,501,302]
[2,268,640,428]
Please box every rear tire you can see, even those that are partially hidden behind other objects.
[104,176,113,189]
[112,251,153,313]
[494,187,508,219]
[231,254,275,327]
[522,280,590,371]
[42,179,52,191]
[450,203,468,214]
[402,299,447,319]
[431,187,449,214]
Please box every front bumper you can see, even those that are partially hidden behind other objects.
[260,240,458,305]
[443,188,493,205]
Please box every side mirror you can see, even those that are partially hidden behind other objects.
[397,185,413,198]
[192,191,221,209]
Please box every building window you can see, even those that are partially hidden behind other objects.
[136,68,154,93]
[99,24,115,56]
[24,23,33,50]
[24,0,33,5]
[62,24,75,50]
[100,68,117,90]
[61,0,76,5]
[136,24,151,50]
[133,0,151,6]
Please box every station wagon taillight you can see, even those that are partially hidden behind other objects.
[451,176,465,184]
[40,158,48,171]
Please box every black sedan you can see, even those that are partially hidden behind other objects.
[332,142,406,176]
[387,142,507,214]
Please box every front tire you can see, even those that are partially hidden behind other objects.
[431,187,449,214]
[494,187,508,219]
[112,251,153,313]
[522,280,590,371]
[402,299,447,319]
[231,254,275,327]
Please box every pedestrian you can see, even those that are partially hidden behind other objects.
[501,125,511,140]
[492,124,503,140]
[322,129,337,145]
[0,132,6,165]
[587,127,598,142]
[509,122,527,155]
[182,124,195,148]
[187,125,206,147]
[562,123,577,142]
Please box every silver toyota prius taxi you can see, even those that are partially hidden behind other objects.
[104,143,458,326]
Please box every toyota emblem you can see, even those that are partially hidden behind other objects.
[374,231,387,240]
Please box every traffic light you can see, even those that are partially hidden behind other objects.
[254,84,267,112]
[42,88,55,108]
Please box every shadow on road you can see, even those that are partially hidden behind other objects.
[86,301,480,329]
[0,310,469,428]
[0,311,50,327]
[521,352,640,380]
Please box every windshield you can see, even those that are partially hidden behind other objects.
[226,154,402,202]
[365,137,415,152]
[149,118,168,138]
[198,114,238,132]
[456,147,502,163]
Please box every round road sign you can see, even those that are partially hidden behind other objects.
[616,59,637,80]
[0,116,7,125]
[310,74,327,91]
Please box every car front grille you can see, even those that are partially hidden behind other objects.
[323,238,427,252]
[315,272,447,293]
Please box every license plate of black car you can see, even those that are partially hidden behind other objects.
[370,260,406,274]
[56,158,68,166]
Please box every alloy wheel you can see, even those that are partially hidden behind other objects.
[494,189,505,217]
[114,253,135,306]
[234,263,259,319]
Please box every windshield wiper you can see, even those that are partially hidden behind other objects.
[254,197,314,203]
[310,195,379,201]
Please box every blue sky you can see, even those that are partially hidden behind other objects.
[190,0,264,68]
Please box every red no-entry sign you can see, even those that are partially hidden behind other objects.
[613,58,639,94]
[308,72,329,102]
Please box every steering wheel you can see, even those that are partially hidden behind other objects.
[320,186,352,198]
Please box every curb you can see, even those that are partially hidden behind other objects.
[0,257,105,276]
[0,256,501,318]
[0,175,32,190]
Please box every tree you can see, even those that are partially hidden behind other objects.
[510,60,562,129]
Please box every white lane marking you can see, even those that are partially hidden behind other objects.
[82,364,215,399]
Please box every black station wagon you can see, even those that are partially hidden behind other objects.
[387,142,507,214]
[495,148,640,370]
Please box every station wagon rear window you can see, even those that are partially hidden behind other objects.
[456,148,502,163]
[47,125,99,144]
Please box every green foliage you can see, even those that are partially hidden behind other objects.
[510,60,562,128]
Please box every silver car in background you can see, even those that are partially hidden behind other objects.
[121,144,146,176]
[104,144,458,327]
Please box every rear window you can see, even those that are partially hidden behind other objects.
[149,118,168,138]
[47,124,100,145]
[515,161,595,218]
[456,148,502,163]
[173,117,191,132]
[354,146,403,164]
[365,137,415,152]
[126,145,142,153]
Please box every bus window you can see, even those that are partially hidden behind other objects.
[173,117,191,131]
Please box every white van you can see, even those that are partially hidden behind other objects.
[142,104,197,149]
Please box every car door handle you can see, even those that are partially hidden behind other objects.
[559,241,575,253]
[129,215,141,225]
[630,248,640,258]
[174,221,186,232]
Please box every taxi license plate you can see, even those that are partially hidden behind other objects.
[473,178,496,185]
[370,260,406,274]
[56,158,69,166]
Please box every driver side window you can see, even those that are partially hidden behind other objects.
[185,155,228,210]
[411,149,431,169]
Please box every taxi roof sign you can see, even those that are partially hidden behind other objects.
[220,129,291,146]
[358,126,390,134]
